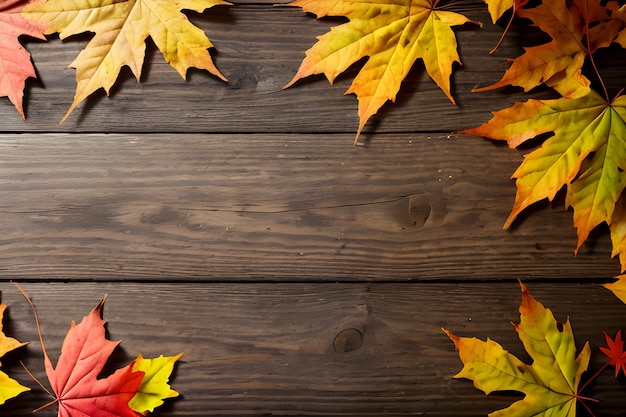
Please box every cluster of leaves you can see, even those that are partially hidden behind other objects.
[445,282,626,417]
[0,287,181,416]
[286,0,626,295]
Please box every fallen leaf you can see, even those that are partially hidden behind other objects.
[603,274,626,304]
[22,0,229,123]
[0,0,46,118]
[443,282,591,417]
[599,330,626,378]
[42,296,145,417]
[461,90,626,259]
[285,0,477,142]
[129,353,183,415]
[0,298,29,405]
[473,0,619,99]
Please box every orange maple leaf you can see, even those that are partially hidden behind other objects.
[0,0,46,118]
[22,0,229,123]
[285,0,477,143]
[462,90,626,259]
[474,0,620,99]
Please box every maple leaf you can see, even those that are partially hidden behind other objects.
[599,330,626,378]
[41,296,145,417]
[473,0,620,99]
[603,274,626,304]
[461,90,626,258]
[285,0,477,143]
[0,298,29,405]
[129,353,183,415]
[0,0,46,118]
[22,0,229,123]
[443,282,591,417]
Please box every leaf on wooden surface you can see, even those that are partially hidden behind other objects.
[461,90,626,263]
[285,0,478,143]
[0,0,46,118]
[603,274,626,305]
[22,0,230,123]
[42,296,145,416]
[599,330,626,378]
[474,0,620,99]
[0,298,29,405]
[443,282,591,417]
[129,353,183,415]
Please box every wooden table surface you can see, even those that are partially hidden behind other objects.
[1,1,625,416]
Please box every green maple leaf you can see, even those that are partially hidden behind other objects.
[462,90,626,265]
[444,282,591,417]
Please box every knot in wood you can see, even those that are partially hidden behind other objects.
[333,328,363,353]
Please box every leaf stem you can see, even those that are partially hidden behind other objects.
[583,0,609,101]
[19,360,53,399]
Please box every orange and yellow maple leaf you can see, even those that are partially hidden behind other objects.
[462,90,626,264]
[474,0,620,99]
[285,0,477,143]
[444,282,591,417]
[0,0,46,118]
[22,0,229,123]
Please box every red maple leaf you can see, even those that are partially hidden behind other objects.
[40,296,145,417]
[599,330,626,378]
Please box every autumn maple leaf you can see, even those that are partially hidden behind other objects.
[474,0,621,99]
[599,330,626,378]
[0,0,46,118]
[444,282,591,417]
[462,90,626,261]
[38,296,145,417]
[22,0,229,123]
[129,353,183,415]
[0,297,29,405]
[285,0,477,143]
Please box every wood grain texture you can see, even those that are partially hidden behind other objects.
[0,132,619,281]
[0,282,625,417]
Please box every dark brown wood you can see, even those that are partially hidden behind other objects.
[0,282,625,417]
[0,132,619,281]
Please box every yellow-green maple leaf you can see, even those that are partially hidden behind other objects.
[129,352,183,415]
[462,90,626,258]
[0,301,29,405]
[285,0,476,143]
[22,0,229,123]
[443,282,591,417]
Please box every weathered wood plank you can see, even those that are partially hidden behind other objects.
[0,132,619,281]
[0,4,541,133]
[0,282,623,416]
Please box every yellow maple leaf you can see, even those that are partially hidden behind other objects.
[22,0,229,123]
[444,282,591,417]
[285,0,477,143]
[129,352,183,415]
[0,301,29,405]
[462,90,626,259]
[604,274,626,304]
